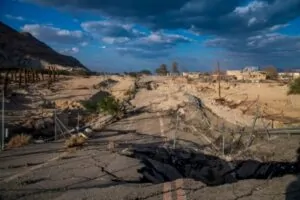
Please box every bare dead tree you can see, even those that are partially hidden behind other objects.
[36,70,40,81]
[12,69,17,82]
[9,70,13,81]
[48,66,53,81]
[29,68,33,83]
[3,71,9,96]
[18,68,22,88]
[52,66,56,81]
[26,68,30,83]
[24,68,28,86]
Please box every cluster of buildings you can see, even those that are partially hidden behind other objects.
[278,71,300,80]
[226,66,267,82]
[181,67,300,82]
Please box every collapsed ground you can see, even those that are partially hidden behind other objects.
[0,75,300,200]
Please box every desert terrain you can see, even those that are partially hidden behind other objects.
[0,74,300,200]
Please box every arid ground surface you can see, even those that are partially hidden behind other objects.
[0,75,300,200]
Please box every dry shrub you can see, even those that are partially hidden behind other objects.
[186,77,193,84]
[107,140,117,152]
[65,134,87,148]
[7,134,31,148]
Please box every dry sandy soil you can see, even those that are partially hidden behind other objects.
[133,76,300,128]
[40,75,135,109]
[8,74,298,128]
[1,74,300,200]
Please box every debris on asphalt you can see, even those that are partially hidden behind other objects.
[65,134,87,148]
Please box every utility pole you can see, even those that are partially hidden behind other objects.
[217,61,221,98]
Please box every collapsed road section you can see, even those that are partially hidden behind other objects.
[119,145,300,186]
[114,93,300,186]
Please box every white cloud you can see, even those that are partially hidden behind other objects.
[268,24,290,31]
[147,33,163,42]
[102,37,130,44]
[80,42,88,47]
[81,20,133,32]
[141,32,192,44]
[60,47,79,54]
[71,47,79,53]
[56,29,82,37]
[5,14,25,21]
[248,17,257,26]
[21,24,85,45]
[81,20,145,44]
[234,1,267,15]
[100,45,107,49]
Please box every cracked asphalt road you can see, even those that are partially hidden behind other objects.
[0,112,299,200]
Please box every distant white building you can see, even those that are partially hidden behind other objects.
[242,66,259,72]
[182,72,202,79]
[278,70,300,80]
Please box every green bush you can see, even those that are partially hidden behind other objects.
[288,77,300,95]
[81,96,121,115]
[98,96,121,115]
[81,100,99,112]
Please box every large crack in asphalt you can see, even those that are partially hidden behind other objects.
[113,93,300,186]
[119,146,300,186]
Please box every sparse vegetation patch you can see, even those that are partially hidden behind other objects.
[81,95,122,116]
[287,77,300,95]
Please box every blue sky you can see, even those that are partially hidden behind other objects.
[1,0,300,72]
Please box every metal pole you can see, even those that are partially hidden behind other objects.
[54,109,57,140]
[77,112,80,131]
[5,128,8,139]
[217,61,221,98]
[173,113,179,149]
[222,134,225,156]
[222,123,225,156]
[2,89,5,151]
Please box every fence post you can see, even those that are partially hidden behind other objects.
[5,128,8,138]
[1,89,5,151]
[54,108,57,141]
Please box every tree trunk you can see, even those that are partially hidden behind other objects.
[24,68,28,86]
[18,68,22,88]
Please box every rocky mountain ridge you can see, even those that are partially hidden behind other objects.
[0,22,89,71]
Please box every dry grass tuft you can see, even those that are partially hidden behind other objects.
[65,134,87,148]
[7,134,31,148]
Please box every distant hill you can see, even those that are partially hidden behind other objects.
[0,22,89,71]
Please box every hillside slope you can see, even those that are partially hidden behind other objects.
[0,22,89,71]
